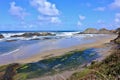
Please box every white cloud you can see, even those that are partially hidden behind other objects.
[51,17,61,23]
[115,13,120,23]
[30,0,59,16]
[94,7,106,11]
[38,16,61,23]
[30,0,61,24]
[94,0,120,11]
[79,15,86,20]
[38,15,50,21]
[115,18,120,22]
[77,21,82,26]
[9,2,28,20]
[77,15,86,26]
[97,20,105,24]
[109,0,120,9]
[116,13,120,17]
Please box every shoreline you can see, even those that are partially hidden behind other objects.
[27,37,117,80]
[0,35,117,66]
[16,35,116,64]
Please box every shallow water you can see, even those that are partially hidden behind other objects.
[17,48,99,78]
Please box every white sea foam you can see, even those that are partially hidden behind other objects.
[2,33,24,38]
[0,32,107,42]
[1,49,20,56]
[56,32,80,36]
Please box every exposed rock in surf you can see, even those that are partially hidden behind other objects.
[10,32,55,38]
[40,32,55,36]
[0,34,4,39]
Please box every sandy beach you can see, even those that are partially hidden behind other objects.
[26,35,117,80]
[15,35,117,64]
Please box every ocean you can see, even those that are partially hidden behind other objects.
[0,31,111,57]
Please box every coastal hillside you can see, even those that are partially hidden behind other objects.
[82,28,116,34]
[68,29,120,80]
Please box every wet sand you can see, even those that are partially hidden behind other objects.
[16,35,116,64]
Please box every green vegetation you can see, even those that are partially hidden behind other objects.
[0,65,8,79]
[68,69,92,80]
[0,65,8,72]
[68,48,120,80]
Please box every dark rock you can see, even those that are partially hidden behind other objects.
[10,35,22,37]
[40,32,55,36]
[113,29,120,44]
[116,28,120,34]
[6,40,17,42]
[0,34,4,39]
[42,37,52,40]
[11,32,55,38]
[114,34,120,44]
[31,38,40,40]
[2,63,20,80]
[91,60,98,65]
[22,32,41,37]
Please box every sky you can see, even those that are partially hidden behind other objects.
[0,0,120,31]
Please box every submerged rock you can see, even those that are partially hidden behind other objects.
[30,38,40,40]
[5,39,18,42]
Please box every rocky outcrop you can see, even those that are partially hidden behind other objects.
[83,28,115,34]
[113,29,120,44]
[83,28,99,34]
[40,32,55,36]
[116,28,120,34]
[0,34,4,39]
[99,28,112,34]
[1,63,20,80]
[11,32,55,38]
[21,32,41,37]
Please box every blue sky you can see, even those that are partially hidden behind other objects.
[0,0,120,31]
